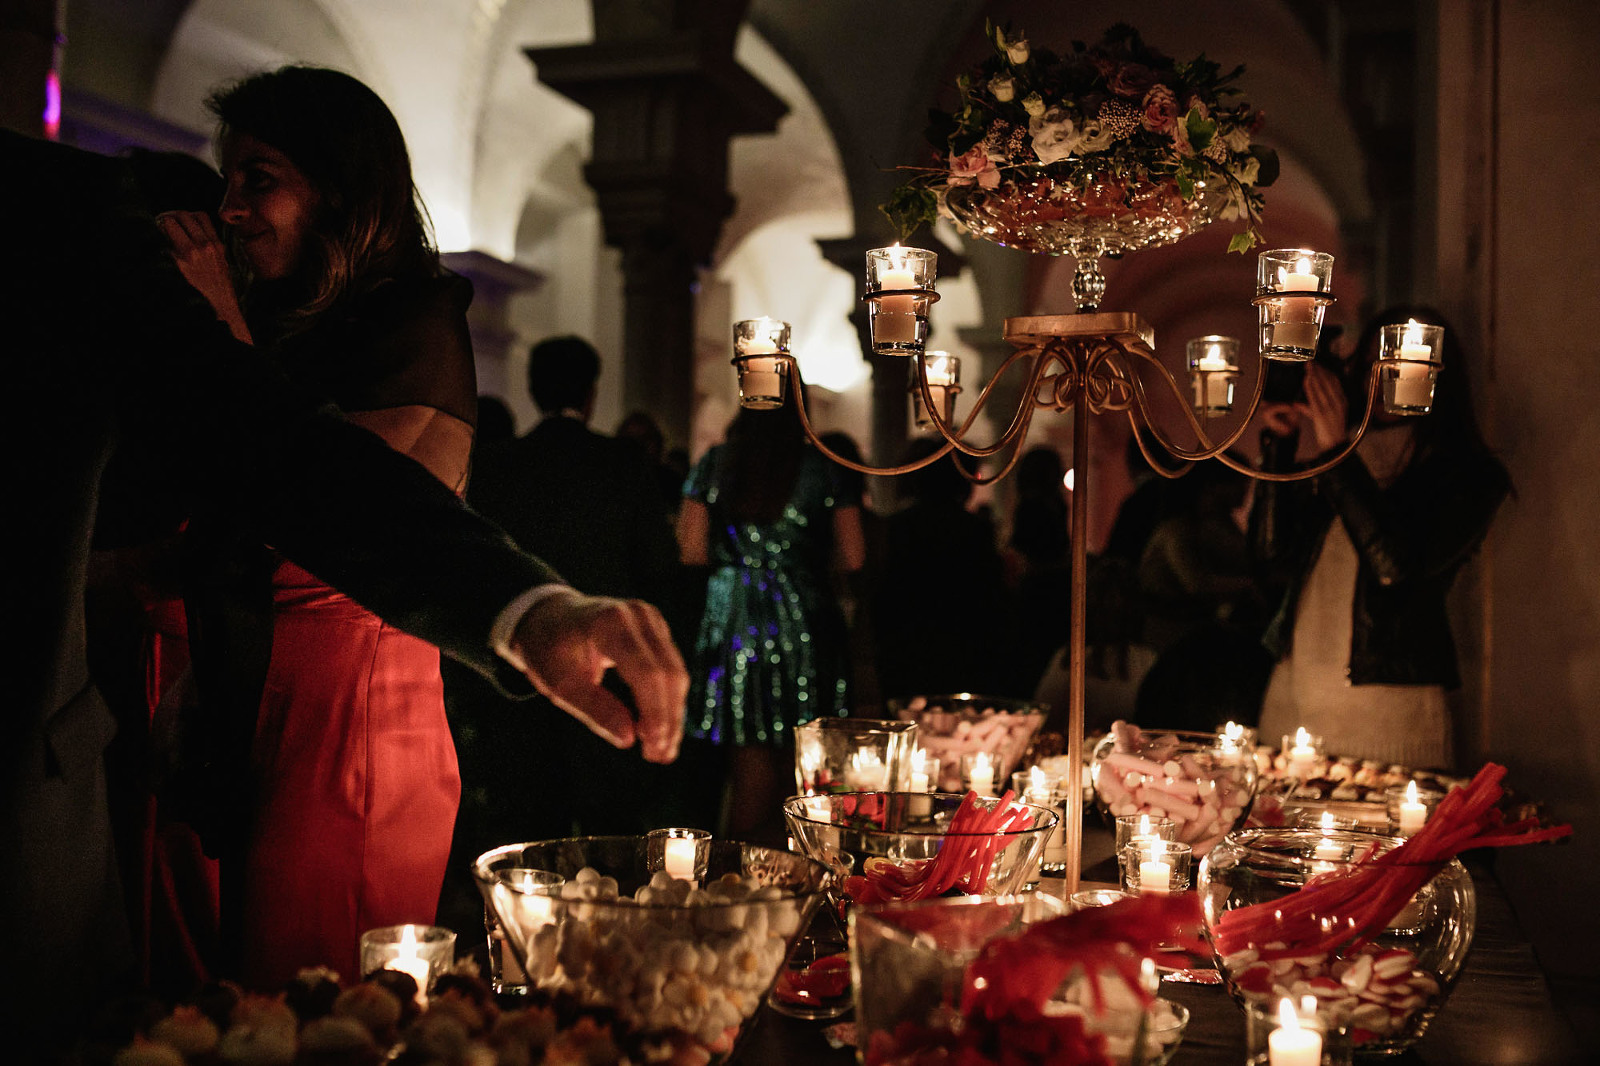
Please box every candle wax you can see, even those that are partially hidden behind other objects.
[1268,1023,1323,1066]
[1139,858,1173,894]
[874,266,920,344]
[663,837,697,880]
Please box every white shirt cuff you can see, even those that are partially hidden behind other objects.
[492,583,573,674]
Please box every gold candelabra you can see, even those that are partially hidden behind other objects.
[731,246,1445,894]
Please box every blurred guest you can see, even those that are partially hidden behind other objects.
[819,431,883,713]
[474,394,516,449]
[462,336,680,845]
[618,409,686,517]
[874,439,1012,700]
[1008,446,1072,694]
[1251,306,1510,767]
[678,402,863,844]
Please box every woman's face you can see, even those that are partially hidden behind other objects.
[217,132,320,281]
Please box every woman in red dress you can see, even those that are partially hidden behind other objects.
[160,66,475,987]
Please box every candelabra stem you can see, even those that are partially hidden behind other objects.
[1064,387,1089,897]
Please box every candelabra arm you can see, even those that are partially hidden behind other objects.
[1124,414,1198,481]
[915,344,1046,460]
[1220,362,1387,482]
[783,355,957,476]
[1123,344,1263,462]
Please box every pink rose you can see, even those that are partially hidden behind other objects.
[948,145,1000,189]
[1140,85,1178,134]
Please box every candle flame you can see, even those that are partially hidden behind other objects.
[1301,994,1318,1017]
[974,751,993,775]
[911,747,927,773]
[1138,814,1152,836]
[1029,765,1049,792]
[1405,779,1420,804]
[1404,318,1425,347]
[1278,997,1302,1031]
[400,924,418,951]
[1320,811,1336,832]
[1295,256,1314,275]
[1294,727,1313,749]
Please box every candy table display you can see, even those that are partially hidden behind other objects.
[1090,721,1258,856]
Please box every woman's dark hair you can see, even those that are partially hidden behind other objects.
[208,66,438,332]
[715,400,807,525]
[1345,304,1495,461]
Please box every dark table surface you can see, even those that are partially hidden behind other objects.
[733,831,1584,1065]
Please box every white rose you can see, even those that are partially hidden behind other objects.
[1007,37,1031,65]
[1233,155,1261,184]
[1077,118,1115,154]
[989,74,1016,102]
[1022,93,1046,118]
[1028,105,1082,165]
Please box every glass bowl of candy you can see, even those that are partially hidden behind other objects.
[794,717,920,795]
[853,892,1195,1066]
[1200,826,1476,1055]
[1090,721,1258,856]
[473,837,830,1064]
[782,791,1058,913]
[888,694,1049,792]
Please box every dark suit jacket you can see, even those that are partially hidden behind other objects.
[469,415,677,605]
[1,131,556,1046]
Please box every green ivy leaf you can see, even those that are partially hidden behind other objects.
[1227,232,1256,254]
[880,184,939,241]
[1175,170,1195,200]
[1186,109,1216,152]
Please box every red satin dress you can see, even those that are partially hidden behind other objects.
[233,279,479,988]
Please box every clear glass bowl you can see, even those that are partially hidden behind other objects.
[888,695,1048,793]
[1090,725,1259,856]
[794,717,920,794]
[473,837,829,1064]
[944,177,1223,259]
[782,791,1057,912]
[851,893,1188,1066]
[1200,827,1476,1055]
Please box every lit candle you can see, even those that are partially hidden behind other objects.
[873,245,920,344]
[735,317,783,401]
[1273,257,1321,351]
[1139,838,1173,894]
[1286,728,1318,780]
[969,752,995,797]
[909,748,931,793]
[1313,812,1344,862]
[388,924,433,1006]
[1217,721,1245,764]
[663,836,697,880]
[1192,341,1232,410]
[1398,780,1428,835]
[1390,319,1435,408]
[1268,997,1323,1066]
[918,351,958,422]
[846,749,889,791]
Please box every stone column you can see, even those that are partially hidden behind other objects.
[525,0,786,447]
[441,250,544,406]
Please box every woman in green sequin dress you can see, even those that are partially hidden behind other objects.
[677,403,864,840]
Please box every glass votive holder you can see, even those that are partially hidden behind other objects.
[795,718,919,794]
[1068,888,1129,912]
[1244,997,1354,1065]
[647,827,712,881]
[732,317,791,410]
[1385,783,1445,837]
[359,924,455,1002]
[1187,335,1240,415]
[908,750,941,793]
[865,245,937,355]
[1378,319,1445,416]
[1114,813,1178,855]
[1281,729,1324,780]
[960,751,1005,797]
[1013,771,1071,877]
[1255,249,1334,361]
[482,868,564,995]
[909,352,961,430]
[1294,808,1360,832]
[1120,839,1193,895]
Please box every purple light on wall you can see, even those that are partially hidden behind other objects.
[43,70,61,141]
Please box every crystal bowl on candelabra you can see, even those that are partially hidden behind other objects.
[888,694,1048,793]
[944,177,1225,260]
[473,837,829,1064]
[852,893,1189,1066]
[1200,827,1475,1056]
[782,791,1057,914]
[1090,722,1259,856]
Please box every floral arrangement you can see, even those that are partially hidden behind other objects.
[883,23,1278,252]
[863,893,1206,1066]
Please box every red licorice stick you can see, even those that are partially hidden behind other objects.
[1214,763,1570,957]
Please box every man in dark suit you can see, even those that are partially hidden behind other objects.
[1,130,686,1052]
[461,337,685,842]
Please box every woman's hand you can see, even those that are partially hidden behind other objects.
[1257,402,1302,438]
[156,211,252,344]
[1300,362,1349,452]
